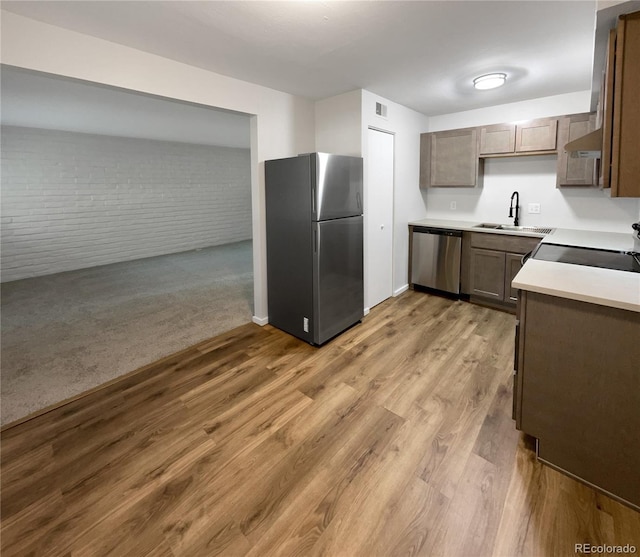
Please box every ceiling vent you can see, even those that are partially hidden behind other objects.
[375,102,388,118]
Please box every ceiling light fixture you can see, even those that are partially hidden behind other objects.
[473,73,507,90]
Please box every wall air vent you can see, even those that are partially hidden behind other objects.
[375,102,388,118]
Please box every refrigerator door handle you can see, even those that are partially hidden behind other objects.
[314,227,320,254]
[356,191,362,212]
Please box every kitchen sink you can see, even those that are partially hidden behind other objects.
[474,223,501,229]
[474,223,554,234]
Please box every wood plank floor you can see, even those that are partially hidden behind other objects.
[2,291,639,556]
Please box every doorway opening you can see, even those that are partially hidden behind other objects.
[0,67,254,425]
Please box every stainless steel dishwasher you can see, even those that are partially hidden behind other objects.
[411,227,462,294]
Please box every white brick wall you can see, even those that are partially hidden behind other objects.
[1,126,252,282]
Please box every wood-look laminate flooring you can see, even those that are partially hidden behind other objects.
[1,291,638,556]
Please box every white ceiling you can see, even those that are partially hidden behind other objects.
[0,67,251,148]
[2,0,599,116]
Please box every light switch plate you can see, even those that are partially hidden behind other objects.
[450,201,456,210]
[528,203,541,214]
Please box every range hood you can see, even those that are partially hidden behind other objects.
[565,1,640,160]
[564,128,602,159]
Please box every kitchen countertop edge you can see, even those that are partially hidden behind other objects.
[512,259,640,313]
[408,218,546,238]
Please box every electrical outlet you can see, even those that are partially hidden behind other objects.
[450,201,457,210]
[528,203,541,214]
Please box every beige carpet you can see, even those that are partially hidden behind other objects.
[0,240,253,425]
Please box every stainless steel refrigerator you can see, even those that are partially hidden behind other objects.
[265,153,364,345]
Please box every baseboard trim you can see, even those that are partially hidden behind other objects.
[394,284,409,297]
[252,315,269,326]
[363,307,370,316]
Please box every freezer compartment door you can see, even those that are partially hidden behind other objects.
[312,153,363,221]
[265,156,314,343]
[313,216,364,344]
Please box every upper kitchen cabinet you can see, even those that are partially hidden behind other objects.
[557,113,598,187]
[479,123,516,155]
[420,129,482,188]
[515,118,558,153]
[603,10,640,197]
[479,118,557,156]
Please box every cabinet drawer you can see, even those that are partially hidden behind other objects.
[470,232,540,254]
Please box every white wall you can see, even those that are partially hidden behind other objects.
[425,91,640,233]
[1,66,251,149]
[315,90,362,156]
[361,91,430,297]
[428,91,592,131]
[1,126,251,282]
[313,90,429,302]
[0,11,316,321]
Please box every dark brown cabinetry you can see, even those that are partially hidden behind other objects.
[601,10,640,197]
[514,118,558,153]
[504,252,524,303]
[470,248,505,300]
[419,128,482,188]
[422,117,559,188]
[557,113,598,187]
[479,123,515,155]
[514,290,640,510]
[468,233,540,309]
[479,119,557,156]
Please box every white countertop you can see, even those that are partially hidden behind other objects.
[409,218,480,230]
[408,218,640,312]
[542,227,640,252]
[517,228,640,312]
[512,259,640,312]
[408,218,547,238]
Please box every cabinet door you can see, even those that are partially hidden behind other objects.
[479,123,515,155]
[504,252,524,303]
[610,11,640,197]
[515,118,558,152]
[470,248,505,300]
[556,113,598,187]
[518,292,640,509]
[420,129,480,187]
[600,29,616,189]
[513,295,525,424]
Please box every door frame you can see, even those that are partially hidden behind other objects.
[364,125,395,314]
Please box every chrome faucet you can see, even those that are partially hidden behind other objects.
[509,191,520,226]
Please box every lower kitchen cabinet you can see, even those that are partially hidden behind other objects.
[468,233,540,309]
[514,290,640,510]
[470,248,505,300]
[504,252,524,303]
